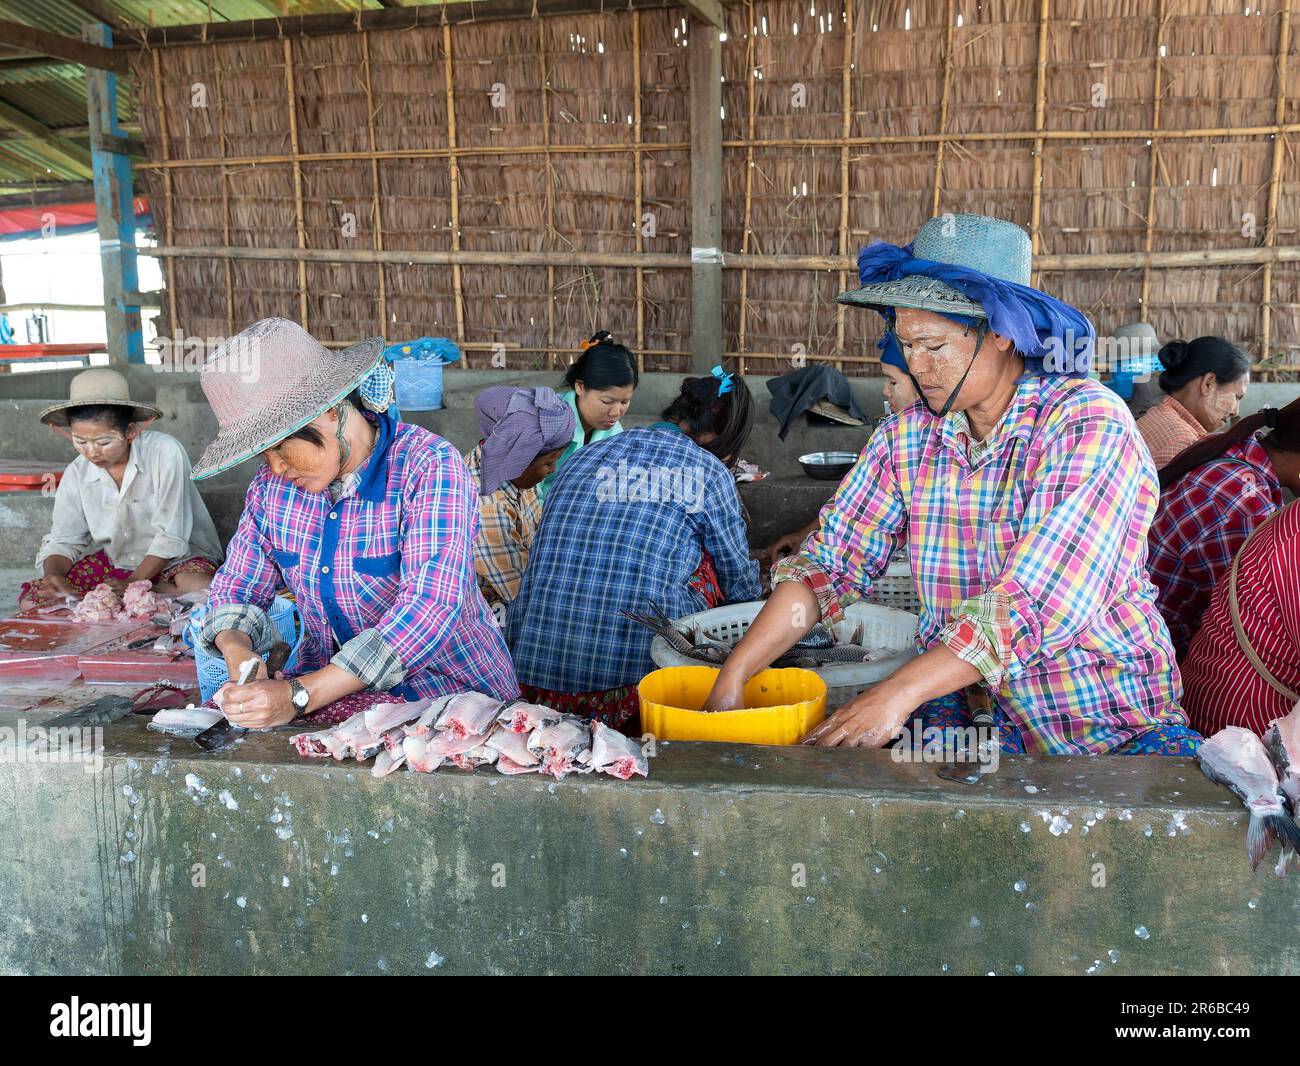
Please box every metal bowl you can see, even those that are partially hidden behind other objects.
[798,451,858,481]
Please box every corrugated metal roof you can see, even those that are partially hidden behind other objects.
[0,0,401,193]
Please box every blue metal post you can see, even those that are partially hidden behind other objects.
[84,22,143,364]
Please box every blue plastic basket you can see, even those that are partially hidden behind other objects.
[186,595,305,701]
[384,337,461,411]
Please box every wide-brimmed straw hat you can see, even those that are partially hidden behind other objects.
[191,318,383,481]
[39,368,162,428]
[837,214,1032,317]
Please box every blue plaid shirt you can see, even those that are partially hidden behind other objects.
[204,414,519,703]
[506,425,760,691]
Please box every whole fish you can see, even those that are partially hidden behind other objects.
[1198,726,1300,870]
[774,644,881,668]
[622,602,728,665]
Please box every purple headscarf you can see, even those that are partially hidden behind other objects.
[475,386,575,496]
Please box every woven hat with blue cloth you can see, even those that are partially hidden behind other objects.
[839,214,1096,387]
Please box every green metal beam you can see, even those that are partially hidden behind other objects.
[0,98,93,178]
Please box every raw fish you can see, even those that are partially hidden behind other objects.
[75,583,122,621]
[148,705,223,737]
[363,700,428,735]
[371,748,405,778]
[590,722,649,780]
[1264,701,1300,874]
[409,695,456,736]
[1198,726,1300,869]
[530,717,593,778]
[486,727,540,767]
[436,692,504,739]
[497,700,561,735]
[495,754,540,775]
[428,730,491,758]
[121,580,167,620]
[403,733,445,773]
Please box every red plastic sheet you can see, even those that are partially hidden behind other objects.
[77,652,198,687]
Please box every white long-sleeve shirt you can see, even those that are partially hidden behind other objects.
[36,430,224,573]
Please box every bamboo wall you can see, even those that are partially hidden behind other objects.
[133,0,1300,376]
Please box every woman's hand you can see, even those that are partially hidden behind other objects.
[799,646,986,747]
[800,684,917,747]
[701,666,747,713]
[700,581,822,712]
[217,679,297,729]
[37,574,76,601]
[765,521,818,561]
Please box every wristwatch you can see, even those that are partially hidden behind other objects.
[288,678,311,711]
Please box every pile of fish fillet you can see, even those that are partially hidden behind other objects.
[1197,700,1300,875]
[73,580,170,622]
[290,692,649,782]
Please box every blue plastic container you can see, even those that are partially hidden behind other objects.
[385,337,461,411]
[186,595,305,701]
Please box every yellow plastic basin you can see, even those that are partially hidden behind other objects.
[637,666,827,745]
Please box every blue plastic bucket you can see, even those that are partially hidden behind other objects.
[393,358,446,411]
[385,337,461,412]
[185,595,305,701]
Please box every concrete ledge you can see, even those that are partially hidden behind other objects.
[0,715,1289,975]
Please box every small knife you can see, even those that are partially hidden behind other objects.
[194,643,291,753]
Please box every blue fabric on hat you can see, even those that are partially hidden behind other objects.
[857,240,1095,378]
[877,331,908,372]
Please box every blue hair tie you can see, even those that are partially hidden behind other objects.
[711,365,734,396]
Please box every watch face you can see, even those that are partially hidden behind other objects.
[293,686,309,707]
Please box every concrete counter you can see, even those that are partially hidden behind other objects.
[0,712,1294,975]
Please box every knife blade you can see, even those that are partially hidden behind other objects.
[194,645,289,753]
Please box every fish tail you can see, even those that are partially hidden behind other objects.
[1247,813,1275,870]
[1268,811,1300,857]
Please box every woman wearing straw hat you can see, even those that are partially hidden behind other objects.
[20,368,223,610]
[462,385,575,613]
[704,213,1197,756]
[191,318,518,729]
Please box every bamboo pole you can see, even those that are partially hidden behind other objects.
[361,32,388,337]
[142,242,1300,271]
[539,17,556,370]
[1260,0,1293,379]
[149,50,177,337]
[1138,0,1168,325]
[737,0,756,374]
[215,58,233,336]
[834,1,855,371]
[633,10,644,370]
[282,39,308,328]
[1028,0,1050,285]
[930,0,954,218]
[134,121,1300,173]
[137,140,690,170]
[442,21,466,351]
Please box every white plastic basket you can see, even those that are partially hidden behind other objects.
[861,558,923,615]
[649,600,920,710]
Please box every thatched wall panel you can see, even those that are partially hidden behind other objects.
[134,0,1300,375]
[366,28,450,153]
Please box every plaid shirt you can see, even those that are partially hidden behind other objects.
[1136,394,1205,469]
[462,442,540,607]
[775,376,1186,755]
[201,414,518,702]
[1147,435,1282,662]
[507,425,760,692]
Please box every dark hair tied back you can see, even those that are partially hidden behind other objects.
[563,332,639,392]
[662,371,755,468]
[1157,335,1250,394]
